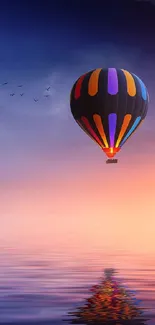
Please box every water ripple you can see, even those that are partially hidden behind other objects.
[0,248,154,324]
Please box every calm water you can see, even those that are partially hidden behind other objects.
[0,247,154,324]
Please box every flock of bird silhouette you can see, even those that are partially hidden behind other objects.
[0,82,51,102]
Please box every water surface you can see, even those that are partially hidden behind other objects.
[0,247,154,324]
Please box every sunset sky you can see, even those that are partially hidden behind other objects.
[0,0,155,257]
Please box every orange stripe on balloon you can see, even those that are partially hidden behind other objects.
[74,74,86,99]
[88,68,102,96]
[115,114,132,147]
[81,116,104,148]
[93,114,109,147]
[121,69,136,96]
[76,120,101,147]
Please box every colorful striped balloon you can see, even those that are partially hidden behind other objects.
[70,68,149,159]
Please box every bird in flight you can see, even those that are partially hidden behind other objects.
[2,82,8,85]
[18,85,23,87]
[20,93,24,96]
[10,93,15,96]
[34,98,39,102]
[44,94,50,98]
[46,87,50,91]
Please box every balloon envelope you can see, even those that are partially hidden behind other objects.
[70,68,149,158]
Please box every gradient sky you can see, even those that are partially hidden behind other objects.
[1,0,155,256]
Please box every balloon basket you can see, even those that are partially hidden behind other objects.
[106,159,118,164]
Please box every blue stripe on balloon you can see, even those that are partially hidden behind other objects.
[108,113,117,147]
[120,116,141,147]
[133,73,147,100]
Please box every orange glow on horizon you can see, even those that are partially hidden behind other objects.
[0,155,155,256]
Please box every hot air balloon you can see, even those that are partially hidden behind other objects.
[70,68,149,163]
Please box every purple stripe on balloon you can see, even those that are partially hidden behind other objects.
[108,68,118,95]
[108,113,117,147]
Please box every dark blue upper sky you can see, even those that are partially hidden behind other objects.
[0,0,155,70]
